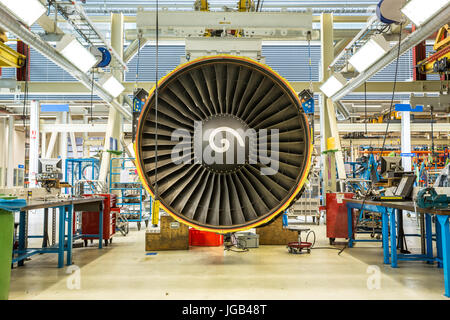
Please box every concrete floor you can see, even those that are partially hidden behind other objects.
[8,215,448,300]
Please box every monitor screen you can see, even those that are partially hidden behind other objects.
[380,156,402,176]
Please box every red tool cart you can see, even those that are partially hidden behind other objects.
[82,194,117,247]
[326,192,356,245]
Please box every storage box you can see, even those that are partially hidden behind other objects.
[256,216,299,245]
[145,215,189,251]
[236,232,259,248]
[189,229,223,246]
[326,192,356,243]
[81,194,117,243]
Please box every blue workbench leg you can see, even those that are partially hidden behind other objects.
[436,215,450,298]
[425,213,433,264]
[389,208,398,268]
[382,208,390,265]
[58,206,65,268]
[98,206,103,249]
[66,204,73,266]
[436,218,443,268]
[347,207,353,248]
[18,210,26,266]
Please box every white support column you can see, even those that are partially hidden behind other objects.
[320,13,336,193]
[6,115,14,187]
[2,117,6,187]
[59,112,68,175]
[46,131,58,159]
[83,111,89,157]
[29,100,40,188]
[401,111,412,172]
[99,13,124,183]
[41,130,46,158]
[320,13,346,193]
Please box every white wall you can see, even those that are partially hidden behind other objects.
[13,129,25,169]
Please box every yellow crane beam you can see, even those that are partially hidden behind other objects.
[200,0,209,11]
[238,0,255,12]
[0,29,26,68]
[418,25,450,74]
[0,41,26,68]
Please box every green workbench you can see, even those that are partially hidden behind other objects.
[0,208,14,300]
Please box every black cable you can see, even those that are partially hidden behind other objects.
[154,0,159,201]
[305,230,316,247]
[22,56,28,135]
[380,23,403,155]
[364,81,367,135]
[90,68,94,124]
[430,106,435,161]
[135,36,141,87]
[21,44,30,184]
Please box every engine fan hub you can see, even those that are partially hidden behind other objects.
[198,114,250,174]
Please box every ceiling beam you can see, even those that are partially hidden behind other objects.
[5,81,445,96]
[0,6,132,120]
[40,122,450,133]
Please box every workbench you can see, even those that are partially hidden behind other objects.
[12,196,104,268]
[344,198,450,297]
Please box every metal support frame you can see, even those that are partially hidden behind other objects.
[6,80,446,96]
[109,157,150,226]
[135,10,315,39]
[68,114,79,158]
[437,215,450,297]
[58,112,68,177]
[346,199,450,297]
[13,200,104,268]
[6,115,14,187]
[124,37,149,63]
[330,5,450,102]
[320,13,346,193]
[52,1,127,71]
[0,5,131,120]
[45,128,58,159]
[412,25,427,81]
[346,202,385,249]
[99,13,125,183]
[29,100,39,188]
[329,15,379,72]
[0,40,25,68]
[39,122,450,134]
[400,110,412,172]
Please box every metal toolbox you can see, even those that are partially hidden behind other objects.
[235,232,259,248]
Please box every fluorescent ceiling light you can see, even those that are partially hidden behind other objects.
[401,0,449,26]
[320,73,347,97]
[349,35,390,73]
[98,74,125,98]
[56,35,98,73]
[0,0,46,26]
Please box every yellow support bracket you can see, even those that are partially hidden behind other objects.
[151,200,160,226]
[0,41,26,68]
[434,25,450,51]
[200,0,209,11]
[238,0,254,12]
